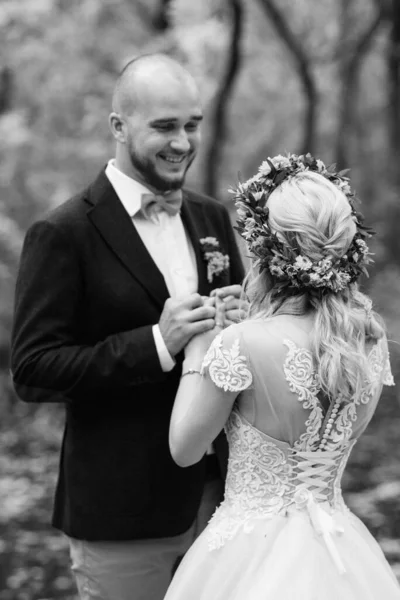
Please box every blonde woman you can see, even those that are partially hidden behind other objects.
[165,154,399,599]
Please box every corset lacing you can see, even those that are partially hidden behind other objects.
[284,446,353,574]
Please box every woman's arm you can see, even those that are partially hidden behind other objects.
[169,360,238,467]
[169,296,237,466]
[170,305,253,467]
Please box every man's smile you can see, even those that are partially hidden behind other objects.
[158,154,188,164]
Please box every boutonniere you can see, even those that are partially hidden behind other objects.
[199,237,230,283]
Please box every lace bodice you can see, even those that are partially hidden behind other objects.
[207,410,353,553]
[201,320,394,571]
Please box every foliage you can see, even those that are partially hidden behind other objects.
[0,404,75,599]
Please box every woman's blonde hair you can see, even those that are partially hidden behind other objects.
[244,170,385,401]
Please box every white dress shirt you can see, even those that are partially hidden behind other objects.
[105,160,198,372]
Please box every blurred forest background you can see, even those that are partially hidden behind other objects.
[1,0,400,598]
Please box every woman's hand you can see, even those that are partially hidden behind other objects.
[211,284,248,327]
[183,294,226,362]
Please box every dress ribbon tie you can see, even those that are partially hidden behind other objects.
[294,487,346,575]
[307,493,346,574]
[291,450,348,576]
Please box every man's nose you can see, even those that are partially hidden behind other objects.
[170,130,191,153]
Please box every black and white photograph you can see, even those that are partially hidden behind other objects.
[1,1,400,599]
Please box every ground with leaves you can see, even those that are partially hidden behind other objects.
[1,378,399,600]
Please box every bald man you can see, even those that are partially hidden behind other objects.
[11,54,244,600]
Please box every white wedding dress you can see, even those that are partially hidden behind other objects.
[165,316,400,600]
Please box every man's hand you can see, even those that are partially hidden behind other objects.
[159,293,216,357]
[211,284,248,327]
[183,294,225,362]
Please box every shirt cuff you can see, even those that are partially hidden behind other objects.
[152,325,175,372]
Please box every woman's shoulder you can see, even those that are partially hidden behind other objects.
[222,318,271,339]
[221,317,299,350]
[225,316,312,340]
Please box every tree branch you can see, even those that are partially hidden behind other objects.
[152,0,172,31]
[257,0,317,153]
[387,0,400,179]
[335,5,383,167]
[204,0,243,197]
[0,67,13,114]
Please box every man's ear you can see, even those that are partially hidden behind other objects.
[109,112,126,143]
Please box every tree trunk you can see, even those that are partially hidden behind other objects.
[388,0,400,183]
[380,0,400,265]
[204,0,243,198]
[257,0,317,154]
[0,67,13,115]
[153,0,172,31]
[335,2,383,168]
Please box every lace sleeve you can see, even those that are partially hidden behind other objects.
[382,351,395,386]
[200,331,253,392]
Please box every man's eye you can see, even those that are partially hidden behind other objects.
[154,124,174,132]
[186,123,199,132]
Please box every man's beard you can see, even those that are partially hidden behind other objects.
[128,144,195,192]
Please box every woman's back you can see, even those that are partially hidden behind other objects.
[221,316,393,449]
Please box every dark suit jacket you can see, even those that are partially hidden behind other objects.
[10,169,244,541]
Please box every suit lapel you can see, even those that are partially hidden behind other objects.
[180,192,210,296]
[86,170,169,310]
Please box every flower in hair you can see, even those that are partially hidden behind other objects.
[231,153,374,294]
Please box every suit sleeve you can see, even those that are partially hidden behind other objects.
[11,220,166,404]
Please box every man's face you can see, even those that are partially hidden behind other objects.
[122,82,202,192]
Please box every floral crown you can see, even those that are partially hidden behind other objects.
[232,153,374,294]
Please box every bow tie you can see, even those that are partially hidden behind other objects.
[140,190,183,221]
